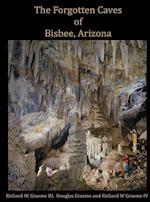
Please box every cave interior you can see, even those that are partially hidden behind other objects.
[8,40,147,191]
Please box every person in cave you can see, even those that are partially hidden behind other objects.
[46,166,53,177]
[122,153,129,179]
[127,129,138,153]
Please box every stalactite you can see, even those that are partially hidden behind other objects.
[113,97,117,124]
[8,40,14,64]
[106,91,112,118]
[130,40,135,47]
[133,47,137,63]
[105,40,109,64]
[120,41,128,77]
[97,40,105,62]
[86,133,111,167]
[120,93,127,107]
[28,41,35,68]
[87,136,102,158]
[35,43,41,68]
[95,54,100,74]
[111,40,118,67]
[137,40,143,48]
[105,40,109,52]
[73,40,80,57]
[77,45,82,60]
[67,45,71,59]
[20,41,26,67]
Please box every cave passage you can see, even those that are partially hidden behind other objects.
[8,40,147,191]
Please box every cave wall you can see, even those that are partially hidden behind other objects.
[8,114,36,190]
[8,40,146,124]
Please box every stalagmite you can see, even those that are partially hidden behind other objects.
[68,112,87,185]
[118,144,123,155]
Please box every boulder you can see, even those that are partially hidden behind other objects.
[8,114,36,191]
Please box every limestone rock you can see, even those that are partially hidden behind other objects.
[21,111,64,152]
[139,130,147,140]
[48,170,69,190]
[36,165,48,190]
[42,157,62,170]
[8,114,36,191]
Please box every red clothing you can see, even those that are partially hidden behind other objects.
[123,155,129,163]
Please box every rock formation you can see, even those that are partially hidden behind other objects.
[8,113,36,190]
[68,112,87,187]
[8,40,147,191]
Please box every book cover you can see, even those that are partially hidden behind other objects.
[0,0,149,199]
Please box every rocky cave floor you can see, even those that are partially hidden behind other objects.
[34,113,147,191]
[9,102,147,191]
[44,138,147,191]
[83,145,147,191]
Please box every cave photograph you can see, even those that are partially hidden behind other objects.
[8,40,147,191]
